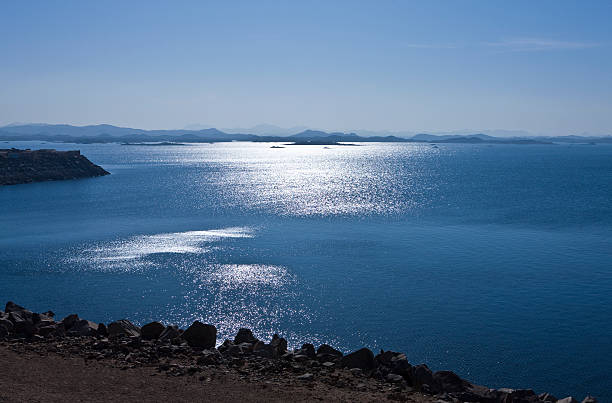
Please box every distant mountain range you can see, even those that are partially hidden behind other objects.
[1,123,611,145]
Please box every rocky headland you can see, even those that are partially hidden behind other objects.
[0,148,109,186]
[0,302,597,403]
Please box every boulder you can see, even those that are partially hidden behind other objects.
[38,325,57,337]
[61,314,80,330]
[234,328,257,344]
[9,311,34,336]
[413,364,434,390]
[340,348,376,370]
[432,370,472,393]
[68,320,99,336]
[0,318,14,333]
[0,324,8,338]
[97,323,108,337]
[316,344,343,358]
[581,397,598,403]
[270,334,287,355]
[141,321,165,340]
[557,398,579,403]
[108,319,141,338]
[182,321,216,348]
[253,341,274,358]
[539,393,558,402]
[5,301,28,313]
[297,343,316,359]
[159,325,180,341]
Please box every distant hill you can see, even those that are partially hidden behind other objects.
[1,123,610,145]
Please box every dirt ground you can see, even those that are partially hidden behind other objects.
[0,346,434,403]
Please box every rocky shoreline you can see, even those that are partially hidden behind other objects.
[0,148,109,185]
[0,302,596,403]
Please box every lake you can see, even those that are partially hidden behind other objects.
[1,141,611,400]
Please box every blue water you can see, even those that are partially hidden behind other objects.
[1,141,611,400]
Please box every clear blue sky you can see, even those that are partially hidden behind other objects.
[1,1,610,135]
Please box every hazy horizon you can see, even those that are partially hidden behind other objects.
[1,1,611,135]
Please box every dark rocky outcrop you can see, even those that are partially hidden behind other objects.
[108,319,141,338]
[234,328,258,344]
[0,148,109,186]
[182,321,216,348]
[141,321,165,340]
[0,301,599,403]
[340,348,375,370]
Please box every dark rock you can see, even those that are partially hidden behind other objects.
[386,373,404,383]
[0,324,8,338]
[61,314,80,330]
[159,325,180,341]
[316,344,343,358]
[182,321,216,348]
[141,321,165,340]
[253,341,274,358]
[234,328,257,344]
[297,343,316,359]
[297,373,314,381]
[68,320,99,336]
[270,334,287,355]
[97,323,108,337]
[539,393,558,402]
[38,325,57,337]
[5,301,28,313]
[108,319,141,338]
[0,318,14,333]
[9,311,35,336]
[340,348,376,370]
[433,370,471,393]
[413,364,434,391]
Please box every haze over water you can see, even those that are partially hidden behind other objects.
[1,141,612,399]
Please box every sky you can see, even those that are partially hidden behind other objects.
[1,1,611,135]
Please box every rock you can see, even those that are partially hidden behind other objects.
[5,301,28,313]
[316,344,343,359]
[581,397,598,403]
[141,321,165,340]
[9,311,34,336]
[68,320,99,336]
[108,319,141,338]
[413,364,434,390]
[97,323,108,337]
[433,370,471,393]
[0,318,14,333]
[197,350,222,365]
[386,373,404,383]
[38,325,57,337]
[159,325,180,341]
[61,314,80,330]
[234,328,257,344]
[539,393,558,402]
[296,343,316,359]
[340,348,376,370]
[182,321,216,348]
[0,324,9,338]
[297,373,314,381]
[270,334,287,355]
[557,398,579,403]
[253,341,274,358]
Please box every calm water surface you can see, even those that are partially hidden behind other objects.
[1,141,611,399]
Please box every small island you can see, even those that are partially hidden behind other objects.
[0,148,109,186]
